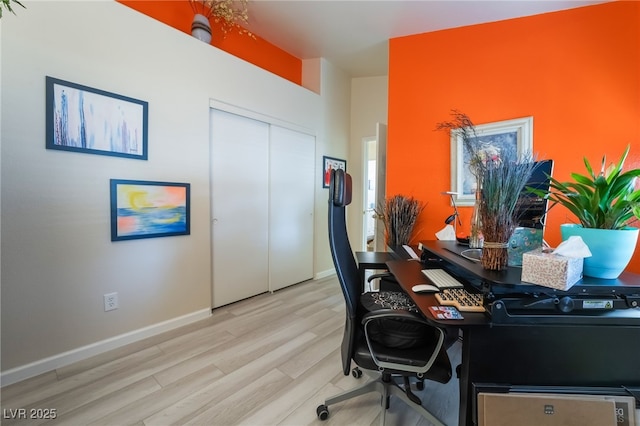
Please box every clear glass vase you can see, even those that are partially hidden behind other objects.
[469,190,484,249]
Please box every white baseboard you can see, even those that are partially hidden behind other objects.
[0,308,212,387]
[315,268,336,280]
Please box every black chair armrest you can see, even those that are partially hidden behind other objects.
[367,272,402,292]
[361,308,427,325]
[366,272,394,283]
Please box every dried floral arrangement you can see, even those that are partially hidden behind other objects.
[375,195,425,247]
[189,0,253,38]
[436,110,487,189]
[436,110,491,247]
[435,110,541,269]
[480,147,540,270]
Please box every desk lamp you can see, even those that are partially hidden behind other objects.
[442,191,462,237]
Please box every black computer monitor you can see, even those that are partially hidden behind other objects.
[515,159,554,229]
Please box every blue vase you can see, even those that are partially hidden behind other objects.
[560,224,639,279]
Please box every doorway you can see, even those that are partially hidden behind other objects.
[361,123,387,252]
[363,137,377,251]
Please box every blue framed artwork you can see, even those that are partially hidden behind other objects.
[46,76,148,160]
[450,116,533,206]
[110,179,190,241]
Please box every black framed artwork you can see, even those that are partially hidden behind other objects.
[46,76,148,160]
[322,155,346,188]
[110,179,190,241]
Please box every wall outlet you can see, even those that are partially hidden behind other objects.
[104,292,118,312]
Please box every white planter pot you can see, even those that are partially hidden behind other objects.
[191,14,212,43]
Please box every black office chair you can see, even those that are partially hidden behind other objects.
[317,168,452,426]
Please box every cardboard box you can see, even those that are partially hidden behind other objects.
[572,395,637,426]
[477,392,624,426]
[521,248,583,290]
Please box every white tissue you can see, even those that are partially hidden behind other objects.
[435,224,456,241]
[552,236,592,258]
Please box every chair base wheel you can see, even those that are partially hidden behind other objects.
[352,367,363,378]
[416,379,424,391]
[317,404,329,420]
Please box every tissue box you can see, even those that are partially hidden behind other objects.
[521,248,583,290]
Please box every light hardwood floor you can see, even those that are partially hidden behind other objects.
[0,276,460,426]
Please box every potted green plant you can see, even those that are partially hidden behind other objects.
[530,144,640,278]
[1,0,25,18]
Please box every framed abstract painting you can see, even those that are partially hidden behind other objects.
[110,179,190,241]
[450,116,533,206]
[46,76,148,160]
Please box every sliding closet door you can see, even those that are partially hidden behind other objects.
[269,126,315,291]
[211,109,269,307]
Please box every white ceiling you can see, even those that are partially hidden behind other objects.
[245,0,610,77]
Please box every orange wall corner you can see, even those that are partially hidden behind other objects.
[117,0,302,85]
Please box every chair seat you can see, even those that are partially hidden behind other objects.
[353,332,452,384]
[360,290,419,314]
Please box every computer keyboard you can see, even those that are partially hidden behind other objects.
[435,288,486,312]
[421,269,464,289]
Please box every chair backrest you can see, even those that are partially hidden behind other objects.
[328,168,361,375]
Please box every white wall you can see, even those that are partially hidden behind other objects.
[349,76,389,250]
[1,1,348,383]
[313,59,353,278]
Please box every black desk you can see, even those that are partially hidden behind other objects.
[387,241,640,426]
[420,240,640,297]
[355,251,403,292]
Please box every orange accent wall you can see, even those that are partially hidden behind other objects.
[117,0,302,85]
[388,1,640,273]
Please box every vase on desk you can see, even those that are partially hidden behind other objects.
[476,189,510,271]
[481,241,509,270]
[469,190,484,249]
